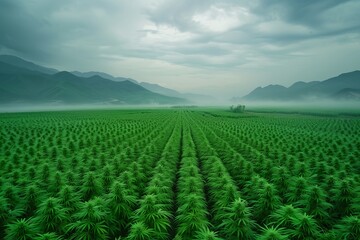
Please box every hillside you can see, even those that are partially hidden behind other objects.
[243,71,360,101]
[0,55,58,74]
[71,71,139,84]
[73,71,215,103]
[0,62,186,104]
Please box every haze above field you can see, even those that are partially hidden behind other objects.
[1,0,360,99]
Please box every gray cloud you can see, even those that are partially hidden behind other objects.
[253,0,351,25]
[0,0,56,60]
[0,0,359,97]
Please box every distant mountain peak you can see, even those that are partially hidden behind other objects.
[53,71,76,78]
[267,84,287,88]
[242,70,360,101]
[71,71,139,84]
[0,54,214,104]
[0,54,58,74]
[54,70,72,75]
[0,59,186,105]
[69,70,214,103]
[339,70,360,75]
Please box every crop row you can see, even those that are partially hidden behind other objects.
[0,109,359,239]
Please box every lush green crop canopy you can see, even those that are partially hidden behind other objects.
[0,109,359,239]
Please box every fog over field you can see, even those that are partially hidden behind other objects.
[0,100,359,115]
[243,100,360,113]
[0,0,360,102]
[0,103,187,113]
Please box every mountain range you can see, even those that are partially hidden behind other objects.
[1,54,359,105]
[0,55,186,105]
[71,71,215,103]
[242,71,360,101]
[0,55,214,105]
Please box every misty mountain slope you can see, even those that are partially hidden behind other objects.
[54,73,172,103]
[138,82,216,104]
[0,55,214,104]
[0,55,186,104]
[332,88,360,100]
[288,81,320,92]
[304,71,360,96]
[0,62,57,99]
[72,71,179,96]
[243,70,360,101]
[0,62,186,104]
[71,71,139,84]
[0,55,58,74]
[73,70,215,103]
[0,88,19,101]
[38,72,98,102]
[244,85,288,100]
[139,82,182,97]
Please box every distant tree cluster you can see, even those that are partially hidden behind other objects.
[230,104,245,113]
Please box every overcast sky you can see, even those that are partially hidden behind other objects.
[1,0,360,97]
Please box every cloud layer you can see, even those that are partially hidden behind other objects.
[1,0,360,97]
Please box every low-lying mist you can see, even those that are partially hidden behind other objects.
[0,99,358,114]
[241,99,360,114]
[0,103,175,113]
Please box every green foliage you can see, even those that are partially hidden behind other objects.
[332,179,357,218]
[66,199,109,240]
[271,167,290,201]
[50,171,64,195]
[0,109,359,239]
[101,165,113,193]
[35,232,62,240]
[336,216,360,240]
[81,172,102,201]
[176,211,209,238]
[253,183,281,224]
[230,104,245,113]
[0,196,10,222]
[58,185,80,214]
[2,184,20,210]
[195,227,223,240]
[218,198,255,239]
[269,204,302,229]
[23,185,41,218]
[300,186,332,225]
[125,221,154,240]
[287,213,320,240]
[257,226,288,240]
[132,194,171,239]
[107,181,136,236]
[5,218,38,240]
[286,177,308,205]
[35,197,68,234]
